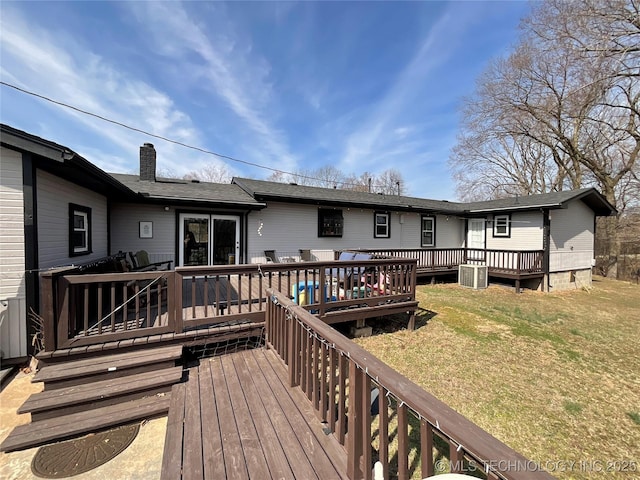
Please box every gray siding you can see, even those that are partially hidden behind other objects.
[36,170,108,269]
[246,202,464,262]
[486,211,544,250]
[550,200,595,272]
[0,147,27,359]
[110,203,177,265]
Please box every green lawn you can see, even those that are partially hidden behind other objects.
[354,276,640,479]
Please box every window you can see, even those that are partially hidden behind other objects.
[69,203,92,256]
[421,216,435,247]
[374,212,390,238]
[493,214,511,237]
[318,209,343,237]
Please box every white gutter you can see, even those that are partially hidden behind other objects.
[468,203,562,213]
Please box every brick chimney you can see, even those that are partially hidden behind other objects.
[139,143,156,182]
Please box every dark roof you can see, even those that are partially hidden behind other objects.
[1,124,616,216]
[463,188,616,216]
[111,173,265,208]
[233,178,616,216]
[1,124,133,197]
[232,177,465,214]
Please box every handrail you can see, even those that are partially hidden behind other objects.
[266,288,553,480]
[40,258,418,351]
[360,248,545,274]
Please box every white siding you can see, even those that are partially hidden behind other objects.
[549,200,595,272]
[486,211,544,250]
[246,202,465,262]
[36,170,109,269]
[110,203,177,265]
[0,146,28,359]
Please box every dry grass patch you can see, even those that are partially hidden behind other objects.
[355,276,640,479]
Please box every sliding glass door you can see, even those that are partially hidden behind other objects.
[179,213,240,267]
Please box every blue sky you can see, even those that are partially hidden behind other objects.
[0,1,530,200]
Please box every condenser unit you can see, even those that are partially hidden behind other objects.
[458,264,488,289]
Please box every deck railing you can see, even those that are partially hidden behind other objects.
[265,288,553,480]
[41,258,418,351]
[360,248,544,275]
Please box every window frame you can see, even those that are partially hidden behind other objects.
[317,209,344,238]
[374,211,390,239]
[492,214,511,238]
[421,215,436,247]
[69,203,92,257]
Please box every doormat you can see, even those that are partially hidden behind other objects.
[31,423,140,478]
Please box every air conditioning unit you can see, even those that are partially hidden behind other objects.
[459,264,488,289]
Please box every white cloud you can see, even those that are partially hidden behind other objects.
[126,2,297,172]
[337,5,480,174]
[0,6,202,175]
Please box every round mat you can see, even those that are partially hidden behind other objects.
[31,423,140,478]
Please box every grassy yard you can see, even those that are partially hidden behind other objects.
[354,276,640,479]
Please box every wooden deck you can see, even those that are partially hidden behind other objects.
[46,259,418,351]
[162,347,348,480]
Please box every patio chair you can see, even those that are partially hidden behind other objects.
[129,250,173,271]
[264,250,280,263]
[299,249,313,261]
[116,256,167,309]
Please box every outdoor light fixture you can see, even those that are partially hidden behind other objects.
[164,206,170,211]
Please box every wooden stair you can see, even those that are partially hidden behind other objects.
[0,344,184,453]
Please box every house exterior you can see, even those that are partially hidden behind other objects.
[0,125,132,363]
[0,124,616,362]
[231,177,614,292]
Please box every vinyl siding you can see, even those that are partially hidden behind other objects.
[486,211,544,250]
[0,146,27,359]
[36,170,108,269]
[110,203,177,265]
[550,200,595,271]
[246,202,465,261]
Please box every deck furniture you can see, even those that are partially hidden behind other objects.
[0,262,553,480]
[129,250,173,271]
[264,250,280,263]
[265,250,296,263]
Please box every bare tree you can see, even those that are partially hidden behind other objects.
[312,166,345,188]
[450,0,639,275]
[374,168,406,195]
[183,163,232,183]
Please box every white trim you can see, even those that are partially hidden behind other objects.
[374,212,390,238]
[72,210,89,253]
[493,215,510,237]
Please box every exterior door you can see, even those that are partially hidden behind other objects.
[179,214,240,266]
[467,219,486,261]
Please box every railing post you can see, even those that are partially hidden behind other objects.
[420,420,434,478]
[517,251,522,275]
[397,401,409,480]
[287,309,297,387]
[449,440,464,474]
[166,271,176,332]
[56,277,70,349]
[347,361,364,479]
[174,271,183,333]
[39,272,56,352]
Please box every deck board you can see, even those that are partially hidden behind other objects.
[220,354,271,479]
[161,348,348,480]
[198,361,226,480]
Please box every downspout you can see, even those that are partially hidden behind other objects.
[106,197,111,255]
[243,210,252,264]
[22,153,39,356]
[543,209,551,292]
[463,219,469,263]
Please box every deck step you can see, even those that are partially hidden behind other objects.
[0,393,172,453]
[33,344,183,387]
[19,366,183,420]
